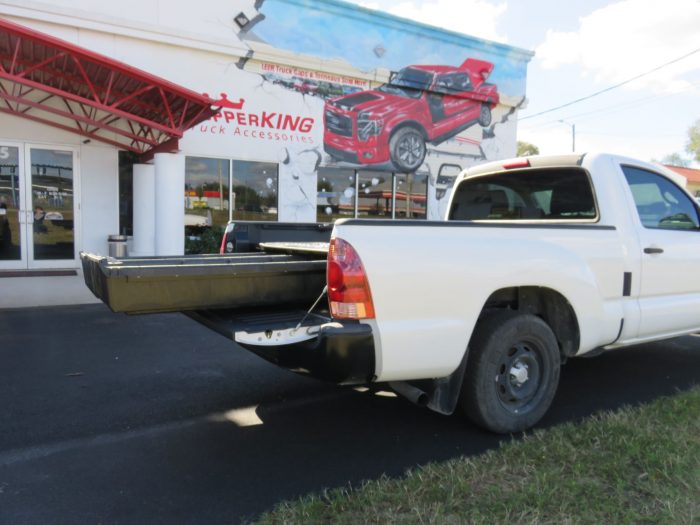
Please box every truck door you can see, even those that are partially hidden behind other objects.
[621,165,700,338]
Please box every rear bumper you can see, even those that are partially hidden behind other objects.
[238,321,376,385]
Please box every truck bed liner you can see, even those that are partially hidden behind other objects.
[80,251,326,314]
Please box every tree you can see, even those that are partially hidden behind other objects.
[686,119,700,162]
[658,152,690,167]
[232,185,262,211]
[517,141,539,157]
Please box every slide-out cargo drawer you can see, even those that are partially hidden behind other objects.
[80,251,326,314]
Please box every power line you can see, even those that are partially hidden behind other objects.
[520,46,700,121]
[520,81,700,131]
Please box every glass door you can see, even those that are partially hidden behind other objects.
[26,146,77,268]
[0,142,26,268]
[0,143,78,270]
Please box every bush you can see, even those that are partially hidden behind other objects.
[185,225,224,254]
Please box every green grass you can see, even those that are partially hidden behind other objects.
[256,388,700,525]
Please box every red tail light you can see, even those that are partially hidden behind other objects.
[327,238,375,319]
[219,224,234,254]
[503,159,530,169]
[219,231,227,254]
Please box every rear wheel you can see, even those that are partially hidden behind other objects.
[478,104,492,127]
[460,310,561,433]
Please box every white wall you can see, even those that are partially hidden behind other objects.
[1,0,255,43]
[0,274,99,308]
[0,0,253,67]
[0,112,82,145]
[80,145,119,255]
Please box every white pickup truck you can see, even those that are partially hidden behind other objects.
[82,152,700,433]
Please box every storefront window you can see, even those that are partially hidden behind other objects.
[185,157,231,229]
[316,167,356,222]
[232,160,278,221]
[316,168,428,221]
[395,172,428,219]
[357,170,393,219]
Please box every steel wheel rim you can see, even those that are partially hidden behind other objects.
[398,133,424,167]
[495,341,543,413]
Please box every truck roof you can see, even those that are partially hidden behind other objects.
[409,64,460,74]
[464,153,586,178]
[410,58,494,77]
[460,152,688,188]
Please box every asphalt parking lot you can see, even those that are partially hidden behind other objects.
[1,304,699,524]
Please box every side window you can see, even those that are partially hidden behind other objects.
[622,166,700,230]
[435,74,453,94]
[453,73,472,93]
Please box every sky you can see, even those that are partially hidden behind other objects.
[345,0,700,166]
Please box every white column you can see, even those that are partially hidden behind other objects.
[154,153,185,256]
[132,163,155,256]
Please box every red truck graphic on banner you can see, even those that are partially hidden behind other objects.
[323,58,499,172]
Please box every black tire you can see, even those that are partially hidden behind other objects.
[460,310,561,434]
[478,104,492,127]
[389,127,426,172]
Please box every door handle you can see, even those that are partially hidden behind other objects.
[643,247,664,254]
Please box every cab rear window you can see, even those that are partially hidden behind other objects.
[449,167,597,221]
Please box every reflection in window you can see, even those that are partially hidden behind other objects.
[358,170,393,219]
[232,160,278,221]
[119,151,137,236]
[185,157,231,229]
[31,148,74,260]
[0,145,20,260]
[395,172,428,219]
[317,167,355,221]
[316,168,429,221]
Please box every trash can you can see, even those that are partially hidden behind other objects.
[108,234,128,258]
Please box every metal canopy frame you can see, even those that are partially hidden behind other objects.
[0,18,218,159]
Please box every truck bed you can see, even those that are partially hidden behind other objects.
[80,251,327,314]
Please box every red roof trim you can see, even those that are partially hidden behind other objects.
[664,164,700,183]
[0,17,219,156]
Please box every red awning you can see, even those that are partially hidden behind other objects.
[0,17,218,158]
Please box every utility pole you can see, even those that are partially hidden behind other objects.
[559,120,576,152]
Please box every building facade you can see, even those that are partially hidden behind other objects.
[0,0,533,307]
[664,165,700,197]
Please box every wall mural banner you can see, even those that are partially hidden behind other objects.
[182,0,532,221]
[322,58,499,172]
